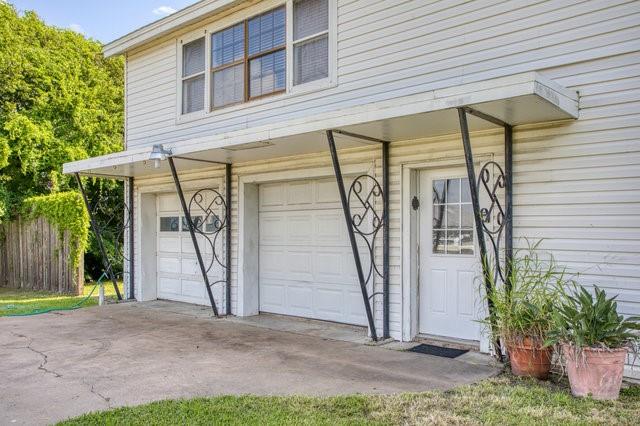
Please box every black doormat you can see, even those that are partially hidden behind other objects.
[407,344,468,359]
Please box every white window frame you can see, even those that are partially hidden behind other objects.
[176,29,209,121]
[175,0,337,123]
[286,0,337,94]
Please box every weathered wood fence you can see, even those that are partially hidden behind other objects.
[0,216,83,295]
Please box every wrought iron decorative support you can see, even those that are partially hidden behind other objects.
[458,107,514,360]
[168,156,231,317]
[75,173,123,301]
[326,130,389,341]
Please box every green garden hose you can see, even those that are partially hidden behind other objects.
[3,272,109,317]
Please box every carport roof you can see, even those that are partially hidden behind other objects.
[63,72,578,178]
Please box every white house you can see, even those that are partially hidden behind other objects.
[64,0,640,364]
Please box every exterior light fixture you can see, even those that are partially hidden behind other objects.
[149,144,171,169]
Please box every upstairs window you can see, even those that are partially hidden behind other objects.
[179,1,334,116]
[293,0,328,85]
[181,37,205,114]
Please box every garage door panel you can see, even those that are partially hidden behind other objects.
[260,184,285,208]
[259,215,286,244]
[182,279,207,300]
[158,194,179,212]
[287,215,314,244]
[181,257,200,276]
[158,257,180,274]
[287,285,314,311]
[287,181,313,206]
[158,236,180,252]
[260,280,286,311]
[315,287,343,316]
[158,277,181,296]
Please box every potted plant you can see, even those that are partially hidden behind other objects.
[545,285,639,400]
[482,244,567,379]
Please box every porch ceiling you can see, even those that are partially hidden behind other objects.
[63,71,578,178]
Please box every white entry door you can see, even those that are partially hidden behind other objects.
[258,178,367,326]
[418,170,481,341]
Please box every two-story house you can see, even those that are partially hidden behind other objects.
[64,0,640,369]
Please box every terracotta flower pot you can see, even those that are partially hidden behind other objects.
[562,344,628,400]
[506,338,552,380]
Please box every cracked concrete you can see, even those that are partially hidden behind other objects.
[0,301,500,425]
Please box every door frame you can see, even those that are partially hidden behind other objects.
[400,154,493,352]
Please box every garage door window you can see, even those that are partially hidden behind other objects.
[181,216,204,232]
[160,216,179,232]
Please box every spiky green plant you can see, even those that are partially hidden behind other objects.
[545,285,640,351]
[482,241,571,346]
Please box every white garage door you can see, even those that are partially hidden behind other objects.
[259,178,367,326]
[156,192,224,306]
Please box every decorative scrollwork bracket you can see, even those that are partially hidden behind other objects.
[478,161,506,284]
[348,175,385,302]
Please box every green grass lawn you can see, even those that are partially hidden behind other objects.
[59,376,639,425]
[0,282,123,317]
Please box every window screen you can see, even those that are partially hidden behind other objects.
[432,178,474,255]
[293,0,329,85]
[182,38,205,114]
[294,0,328,40]
[182,75,205,114]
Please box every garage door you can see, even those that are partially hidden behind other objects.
[156,192,224,306]
[258,178,367,326]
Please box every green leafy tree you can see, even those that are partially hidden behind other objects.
[0,3,124,278]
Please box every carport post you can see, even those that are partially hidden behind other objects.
[128,176,135,300]
[225,163,232,315]
[326,130,378,341]
[382,141,390,340]
[504,125,513,293]
[168,157,220,317]
[75,173,123,301]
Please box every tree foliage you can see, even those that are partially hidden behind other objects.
[0,2,124,222]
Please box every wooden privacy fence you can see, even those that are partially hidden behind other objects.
[0,216,84,295]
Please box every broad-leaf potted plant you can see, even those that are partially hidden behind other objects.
[545,285,640,400]
[482,243,567,380]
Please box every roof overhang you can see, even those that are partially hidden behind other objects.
[104,0,244,58]
[63,72,578,179]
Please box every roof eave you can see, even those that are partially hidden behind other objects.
[103,0,242,58]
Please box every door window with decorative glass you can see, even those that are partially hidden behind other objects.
[432,177,474,255]
[181,38,205,114]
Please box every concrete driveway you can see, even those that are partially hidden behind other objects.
[1,301,500,425]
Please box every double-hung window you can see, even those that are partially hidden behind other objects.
[181,37,206,114]
[180,0,333,116]
[292,0,329,85]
